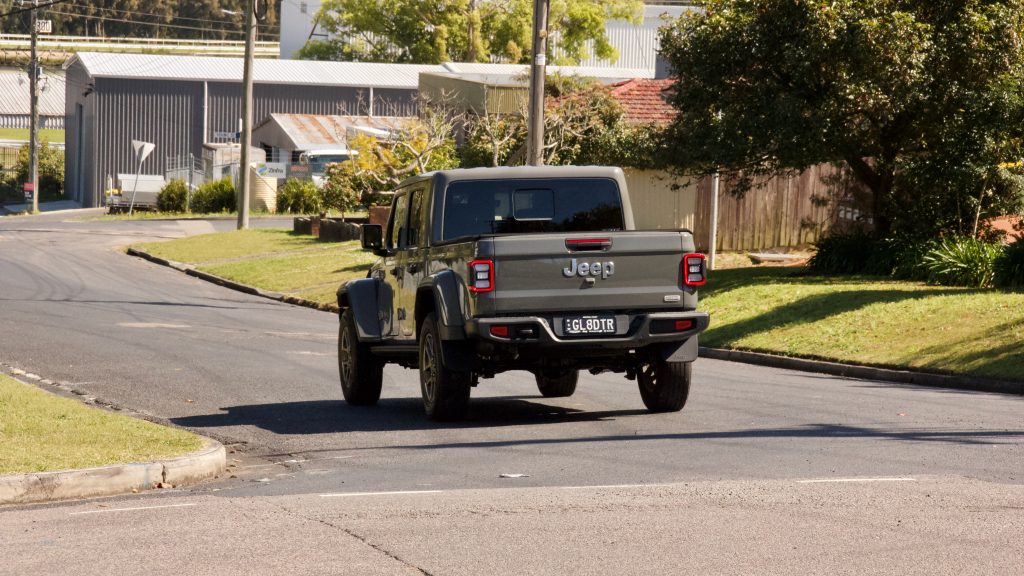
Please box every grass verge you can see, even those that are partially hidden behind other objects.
[701,267,1024,381]
[133,228,377,304]
[0,128,65,142]
[0,374,202,475]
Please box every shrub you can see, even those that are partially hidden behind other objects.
[156,179,189,212]
[276,178,323,214]
[995,239,1024,289]
[808,230,877,274]
[921,236,1001,287]
[190,177,236,213]
[863,236,937,280]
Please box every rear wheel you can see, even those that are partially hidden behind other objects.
[338,308,384,405]
[637,359,691,412]
[419,313,471,420]
[535,369,578,398]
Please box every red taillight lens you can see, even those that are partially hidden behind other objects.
[674,319,694,331]
[468,259,494,293]
[489,325,510,338]
[682,253,707,287]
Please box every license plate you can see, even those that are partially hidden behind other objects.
[563,315,616,336]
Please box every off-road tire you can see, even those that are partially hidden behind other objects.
[637,359,691,412]
[535,369,579,398]
[419,313,472,420]
[338,308,384,405]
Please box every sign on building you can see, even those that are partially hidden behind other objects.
[214,131,240,140]
[256,162,287,179]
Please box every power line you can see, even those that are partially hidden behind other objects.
[45,9,271,38]
[1,0,75,18]
[63,2,280,31]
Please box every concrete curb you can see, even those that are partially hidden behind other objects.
[0,441,226,506]
[127,247,1023,397]
[127,247,340,313]
[699,347,1024,396]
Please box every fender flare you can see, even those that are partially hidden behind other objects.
[417,270,466,341]
[336,278,382,341]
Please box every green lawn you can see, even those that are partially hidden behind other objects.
[701,267,1024,381]
[130,230,1024,382]
[0,128,65,142]
[0,374,202,475]
[133,228,377,304]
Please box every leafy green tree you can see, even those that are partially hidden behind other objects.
[659,0,1024,237]
[307,0,641,64]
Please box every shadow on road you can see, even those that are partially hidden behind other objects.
[172,397,650,434]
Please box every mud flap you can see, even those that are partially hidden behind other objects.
[660,336,699,363]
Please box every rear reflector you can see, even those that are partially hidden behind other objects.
[674,319,694,331]
[682,253,707,287]
[469,259,494,293]
[490,325,510,338]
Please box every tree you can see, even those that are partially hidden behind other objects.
[305,0,642,64]
[659,0,1024,237]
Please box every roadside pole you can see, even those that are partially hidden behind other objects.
[28,0,39,213]
[709,172,720,270]
[237,0,256,230]
[526,0,550,166]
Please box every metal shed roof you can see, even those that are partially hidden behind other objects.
[442,62,654,80]
[252,113,410,151]
[65,52,444,89]
[0,71,65,116]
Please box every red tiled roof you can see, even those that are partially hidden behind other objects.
[609,78,676,125]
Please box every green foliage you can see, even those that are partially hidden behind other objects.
[190,177,236,214]
[659,0,1024,237]
[994,239,1024,288]
[863,236,936,281]
[276,179,323,214]
[310,0,641,64]
[808,231,877,275]
[156,179,189,212]
[320,166,360,218]
[3,140,66,203]
[921,236,1001,288]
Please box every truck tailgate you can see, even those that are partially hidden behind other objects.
[487,231,693,314]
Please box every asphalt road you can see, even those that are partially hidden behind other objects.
[1,211,1022,575]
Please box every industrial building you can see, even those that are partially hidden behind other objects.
[0,69,65,130]
[62,52,437,207]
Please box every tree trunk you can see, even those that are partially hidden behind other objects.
[845,156,894,237]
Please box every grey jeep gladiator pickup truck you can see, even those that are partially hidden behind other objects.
[337,166,710,420]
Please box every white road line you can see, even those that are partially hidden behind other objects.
[320,490,443,498]
[796,477,917,484]
[559,483,679,490]
[117,322,191,329]
[69,503,197,515]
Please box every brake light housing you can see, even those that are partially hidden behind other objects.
[468,259,494,293]
[682,253,707,287]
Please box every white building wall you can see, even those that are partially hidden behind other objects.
[280,0,324,59]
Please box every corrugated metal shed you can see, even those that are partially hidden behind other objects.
[65,52,444,89]
[442,62,654,81]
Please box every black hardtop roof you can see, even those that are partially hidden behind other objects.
[397,165,626,190]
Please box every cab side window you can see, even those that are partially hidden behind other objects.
[405,188,427,248]
[387,193,410,250]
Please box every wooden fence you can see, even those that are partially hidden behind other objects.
[627,164,859,252]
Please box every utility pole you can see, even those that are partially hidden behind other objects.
[526,0,549,166]
[237,0,256,230]
[28,0,40,213]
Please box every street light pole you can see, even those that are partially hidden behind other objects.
[28,0,40,213]
[237,0,256,230]
[526,0,549,166]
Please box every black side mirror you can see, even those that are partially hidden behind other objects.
[361,224,383,251]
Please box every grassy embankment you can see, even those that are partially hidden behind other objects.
[134,228,377,305]
[0,374,202,475]
[0,128,65,142]
[133,229,1024,381]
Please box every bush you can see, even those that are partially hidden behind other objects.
[190,177,236,213]
[995,239,1024,289]
[808,230,877,274]
[156,179,189,212]
[276,178,323,214]
[863,236,937,280]
[921,236,1001,287]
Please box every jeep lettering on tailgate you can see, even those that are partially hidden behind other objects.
[563,258,615,279]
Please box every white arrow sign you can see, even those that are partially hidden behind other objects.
[132,139,155,164]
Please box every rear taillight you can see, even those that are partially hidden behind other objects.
[682,253,707,287]
[468,259,494,293]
